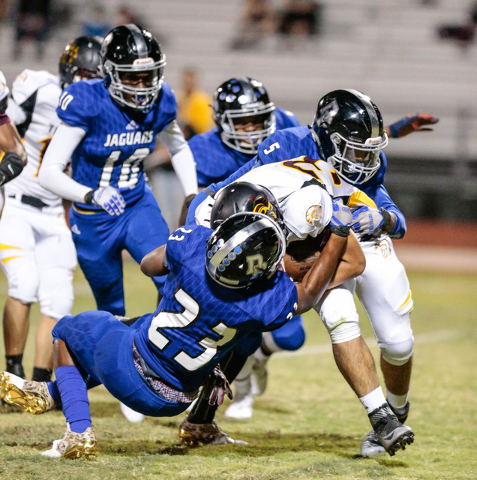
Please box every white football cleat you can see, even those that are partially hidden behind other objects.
[224,393,254,419]
[120,402,145,423]
[41,424,97,460]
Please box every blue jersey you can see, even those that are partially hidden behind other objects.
[190,108,300,187]
[57,79,177,209]
[134,225,298,392]
[206,126,406,238]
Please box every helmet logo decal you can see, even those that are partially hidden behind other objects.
[246,254,267,275]
[364,136,382,146]
[252,202,277,219]
[305,205,323,226]
[61,45,79,64]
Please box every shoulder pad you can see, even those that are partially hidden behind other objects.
[11,70,59,105]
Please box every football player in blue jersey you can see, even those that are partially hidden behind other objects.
[188,77,307,418]
[190,77,300,189]
[184,90,428,457]
[38,25,198,317]
[0,204,360,459]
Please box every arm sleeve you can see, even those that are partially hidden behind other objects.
[366,184,407,239]
[38,122,92,202]
[157,120,198,197]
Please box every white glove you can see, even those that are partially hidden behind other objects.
[351,206,384,236]
[92,186,126,216]
[329,198,353,237]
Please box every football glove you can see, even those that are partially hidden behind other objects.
[387,113,439,139]
[208,365,233,406]
[85,186,125,216]
[351,205,385,236]
[329,198,353,237]
[0,152,24,186]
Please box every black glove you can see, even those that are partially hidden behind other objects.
[0,152,24,186]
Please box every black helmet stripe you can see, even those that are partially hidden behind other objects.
[209,218,273,268]
[126,24,148,59]
[345,89,380,138]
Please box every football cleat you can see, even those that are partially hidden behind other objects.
[224,392,254,419]
[120,402,145,423]
[0,372,55,414]
[179,417,247,446]
[368,403,414,456]
[360,401,411,457]
[42,424,97,459]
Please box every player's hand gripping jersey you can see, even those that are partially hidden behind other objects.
[56,78,177,210]
[5,70,63,208]
[190,108,299,187]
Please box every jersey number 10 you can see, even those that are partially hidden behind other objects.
[99,147,150,189]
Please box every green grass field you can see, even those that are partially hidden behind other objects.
[0,263,476,480]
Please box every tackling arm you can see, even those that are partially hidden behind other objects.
[295,233,348,315]
[140,245,170,277]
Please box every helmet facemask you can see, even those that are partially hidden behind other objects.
[103,55,166,112]
[219,104,276,155]
[317,129,387,185]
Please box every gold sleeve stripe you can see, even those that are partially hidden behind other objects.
[0,244,22,250]
[398,290,413,311]
[347,191,377,209]
[1,255,21,264]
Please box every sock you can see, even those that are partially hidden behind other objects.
[32,367,52,382]
[47,381,62,405]
[254,345,271,363]
[6,354,25,378]
[387,389,409,411]
[359,387,387,415]
[261,332,281,355]
[55,365,91,433]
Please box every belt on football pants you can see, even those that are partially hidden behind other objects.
[132,341,199,403]
[8,194,48,209]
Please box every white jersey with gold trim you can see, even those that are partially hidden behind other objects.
[196,156,377,243]
[5,69,62,208]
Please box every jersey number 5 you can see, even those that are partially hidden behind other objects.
[148,288,237,371]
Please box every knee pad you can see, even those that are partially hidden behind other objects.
[378,314,414,366]
[2,253,39,304]
[317,289,361,344]
[267,315,305,352]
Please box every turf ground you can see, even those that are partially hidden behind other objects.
[0,262,476,480]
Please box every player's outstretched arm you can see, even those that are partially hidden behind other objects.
[385,113,439,139]
[141,245,170,277]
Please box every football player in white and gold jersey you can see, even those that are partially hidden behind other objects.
[0,37,102,383]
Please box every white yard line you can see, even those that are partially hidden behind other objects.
[275,328,477,358]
